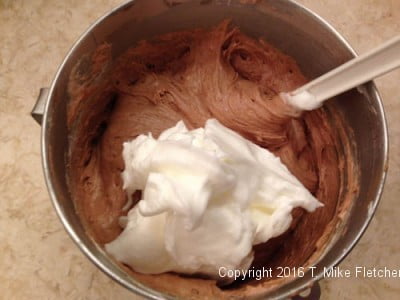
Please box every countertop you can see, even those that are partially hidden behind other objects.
[0,0,399,299]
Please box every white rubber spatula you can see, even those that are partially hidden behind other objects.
[281,35,400,111]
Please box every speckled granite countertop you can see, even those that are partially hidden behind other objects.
[0,0,399,299]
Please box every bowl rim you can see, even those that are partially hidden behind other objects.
[41,0,389,299]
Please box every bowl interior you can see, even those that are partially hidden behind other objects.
[43,0,387,299]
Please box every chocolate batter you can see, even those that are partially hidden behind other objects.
[67,21,357,298]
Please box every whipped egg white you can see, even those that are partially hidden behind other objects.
[105,119,322,279]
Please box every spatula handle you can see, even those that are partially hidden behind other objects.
[286,35,400,110]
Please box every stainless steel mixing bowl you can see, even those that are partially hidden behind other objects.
[31,0,388,299]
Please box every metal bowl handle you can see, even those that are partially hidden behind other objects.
[293,282,321,300]
[31,87,49,125]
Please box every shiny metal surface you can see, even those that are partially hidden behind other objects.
[34,0,388,299]
[31,87,49,125]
